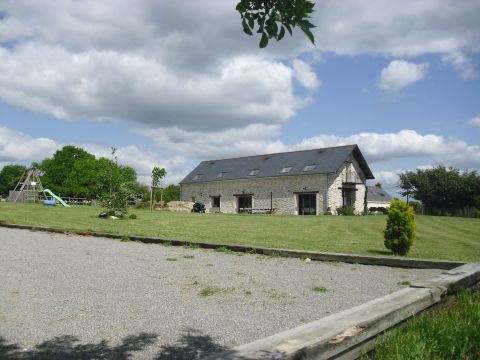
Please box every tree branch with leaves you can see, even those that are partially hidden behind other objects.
[236,0,315,48]
[150,166,166,212]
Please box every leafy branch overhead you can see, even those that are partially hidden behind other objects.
[236,0,315,48]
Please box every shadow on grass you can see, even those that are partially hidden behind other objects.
[366,249,394,256]
[0,329,228,360]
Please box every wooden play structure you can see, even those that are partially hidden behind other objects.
[8,168,70,207]
[8,168,44,203]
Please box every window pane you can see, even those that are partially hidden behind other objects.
[302,164,316,172]
[281,166,293,173]
[248,169,260,176]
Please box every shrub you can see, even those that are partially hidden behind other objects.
[336,206,355,216]
[128,213,137,219]
[473,209,480,218]
[384,199,416,256]
[192,202,206,213]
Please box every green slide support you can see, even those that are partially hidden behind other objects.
[43,189,70,207]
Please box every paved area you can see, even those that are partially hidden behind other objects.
[0,227,442,359]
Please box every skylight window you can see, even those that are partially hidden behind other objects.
[193,173,203,180]
[302,164,316,172]
[248,169,260,176]
[280,166,293,173]
[217,172,227,178]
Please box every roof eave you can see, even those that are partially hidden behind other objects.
[353,145,375,179]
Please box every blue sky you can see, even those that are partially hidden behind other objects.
[0,1,479,197]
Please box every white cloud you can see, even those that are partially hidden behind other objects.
[379,60,429,92]
[313,1,480,57]
[134,124,288,160]
[292,59,321,90]
[469,115,480,128]
[136,126,480,171]
[290,129,480,169]
[0,45,307,132]
[0,125,187,185]
[0,126,57,162]
[373,170,400,187]
[0,0,478,132]
[442,51,477,79]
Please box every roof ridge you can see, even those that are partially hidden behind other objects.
[202,144,357,163]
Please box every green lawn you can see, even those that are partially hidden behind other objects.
[0,203,479,262]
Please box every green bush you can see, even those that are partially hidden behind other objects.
[336,206,355,216]
[473,209,480,218]
[384,200,416,256]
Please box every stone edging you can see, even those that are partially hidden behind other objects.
[204,263,480,360]
[0,221,465,270]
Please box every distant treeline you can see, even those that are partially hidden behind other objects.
[398,166,480,217]
[0,145,180,202]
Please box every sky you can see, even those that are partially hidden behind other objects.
[0,0,479,197]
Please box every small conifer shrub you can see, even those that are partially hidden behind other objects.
[384,199,416,256]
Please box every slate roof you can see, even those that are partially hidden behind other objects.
[180,144,374,184]
[367,186,393,202]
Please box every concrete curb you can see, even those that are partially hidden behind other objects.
[204,263,480,360]
[0,221,465,270]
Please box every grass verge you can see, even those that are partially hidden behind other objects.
[363,289,480,360]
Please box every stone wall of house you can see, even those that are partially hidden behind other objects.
[181,173,328,215]
[181,157,369,215]
[326,155,367,214]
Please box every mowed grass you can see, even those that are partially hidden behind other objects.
[0,203,479,262]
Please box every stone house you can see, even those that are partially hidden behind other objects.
[180,145,374,215]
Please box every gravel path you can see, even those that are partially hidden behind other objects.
[0,227,442,359]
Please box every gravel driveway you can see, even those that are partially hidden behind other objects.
[0,227,441,359]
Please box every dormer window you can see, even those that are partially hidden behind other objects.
[280,166,293,173]
[302,164,316,172]
[193,173,203,180]
[248,169,260,176]
[217,172,227,178]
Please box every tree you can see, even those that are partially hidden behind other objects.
[63,158,101,199]
[39,146,95,196]
[97,148,137,217]
[236,0,315,48]
[398,172,414,204]
[0,164,26,197]
[398,167,480,215]
[150,167,166,212]
[163,184,181,202]
[132,182,150,202]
